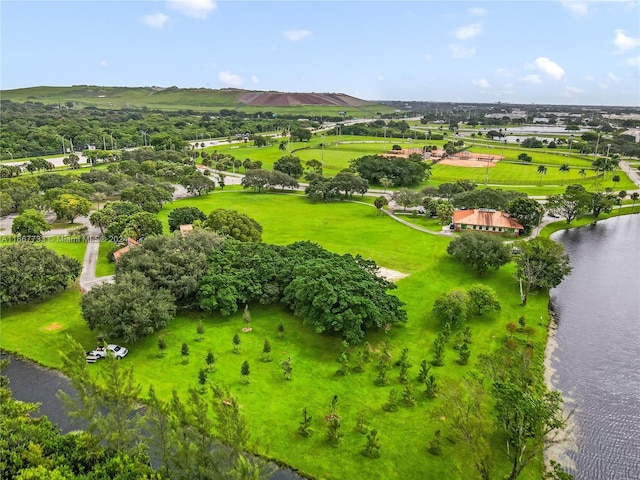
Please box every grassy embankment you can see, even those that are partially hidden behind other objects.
[1,190,550,480]
[0,85,395,116]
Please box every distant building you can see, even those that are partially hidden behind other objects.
[112,238,140,262]
[179,224,194,236]
[452,209,523,237]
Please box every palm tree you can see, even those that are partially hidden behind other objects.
[618,191,627,212]
[612,174,621,188]
[631,192,639,212]
[578,168,587,179]
[537,165,548,185]
[559,164,570,186]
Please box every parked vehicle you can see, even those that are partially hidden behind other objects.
[87,344,128,362]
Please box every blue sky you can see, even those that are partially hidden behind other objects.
[2,0,639,106]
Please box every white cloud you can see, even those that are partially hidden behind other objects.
[455,23,483,40]
[467,7,487,16]
[564,86,586,96]
[251,75,259,84]
[520,74,542,85]
[533,57,565,79]
[560,1,590,16]
[449,44,476,59]
[613,29,640,51]
[282,29,311,41]
[143,12,170,29]
[167,0,216,19]
[473,78,491,88]
[218,71,244,87]
[494,67,512,77]
[627,56,640,66]
[99,60,109,68]
[607,72,620,82]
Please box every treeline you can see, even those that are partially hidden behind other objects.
[84,232,407,344]
[0,353,274,479]
[0,100,318,159]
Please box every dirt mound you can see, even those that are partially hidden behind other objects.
[237,91,373,107]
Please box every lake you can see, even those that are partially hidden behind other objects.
[549,214,640,479]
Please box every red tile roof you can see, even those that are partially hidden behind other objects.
[453,209,523,230]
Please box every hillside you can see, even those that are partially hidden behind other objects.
[0,85,392,115]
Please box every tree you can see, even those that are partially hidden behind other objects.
[547,185,590,224]
[466,284,501,316]
[362,429,381,458]
[206,350,216,371]
[119,211,163,241]
[121,185,173,213]
[298,407,313,437]
[50,193,91,223]
[196,319,205,341]
[181,343,190,363]
[232,333,241,353]
[204,208,262,242]
[350,154,430,186]
[281,356,293,380]
[277,322,285,339]
[514,237,572,305]
[558,164,570,186]
[446,233,511,276]
[432,290,469,328]
[507,197,544,235]
[283,253,407,344]
[262,339,272,362]
[0,191,15,216]
[273,155,304,178]
[58,338,144,455]
[240,360,250,383]
[374,195,388,215]
[392,188,422,211]
[158,336,167,357]
[617,190,627,212]
[611,174,620,187]
[588,192,615,218]
[168,206,207,232]
[330,171,369,198]
[117,229,224,306]
[537,165,547,185]
[81,271,177,342]
[631,192,639,212]
[241,169,272,193]
[481,347,568,480]
[436,201,455,225]
[517,153,532,163]
[436,378,493,480]
[11,209,51,237]
[0,243,81,307]
[180,173,215,196]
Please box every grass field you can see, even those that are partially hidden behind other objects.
[1,191,551,480]
[207,137,635,193]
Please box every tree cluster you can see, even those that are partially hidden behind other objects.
[0,243,81,308]
[305,172,369,201]
[350,154,432,187]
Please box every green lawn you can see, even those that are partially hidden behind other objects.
[95,240,117,277]
[0,191,559,479]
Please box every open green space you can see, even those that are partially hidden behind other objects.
[1,191,552,479]
[95,240,117,277]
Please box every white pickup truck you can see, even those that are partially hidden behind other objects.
[86,344,128,362]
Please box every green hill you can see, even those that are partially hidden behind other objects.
[0,85,394,116]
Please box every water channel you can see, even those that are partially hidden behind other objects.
[549,214,640,479]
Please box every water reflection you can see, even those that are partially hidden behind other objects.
[550,215,640,480]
